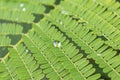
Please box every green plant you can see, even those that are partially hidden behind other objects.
[0,0,120,80]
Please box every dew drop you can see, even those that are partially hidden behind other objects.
[16,18,19,21]
[53,41,57,47]
[22,7,26,12]
[61,10,68,15]
[26,49,29,53]
[20,3,24,7]
[93,0,96,2]
[53,40,61,48]
[58,42,61,48]
[97,54,101,56]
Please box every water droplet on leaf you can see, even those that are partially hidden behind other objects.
[53,40,61,48]
[22,8,26,11]
[20,3,24,7]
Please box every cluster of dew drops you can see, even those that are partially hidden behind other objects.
[19,3,62,49]
[16,3,26,21]
[20,3,26,12]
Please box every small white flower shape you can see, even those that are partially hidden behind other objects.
[53,40,61,48]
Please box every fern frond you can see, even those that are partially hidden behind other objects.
[23,21,101,80]
[0,9,34,23]
[0,36,11,47]
[8,0,57,5]
[39,0,57,5]
[7,44,44,80]
[45,9,120,79]
[23,33,70,80]
[22,31,65,80]
[22,25,101,80]
[0,0,119,80]
[0,23,23,35]
[58,0,120,49]
[95,0,120,14]
[0,57,18,80]
[0,1,45,14]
